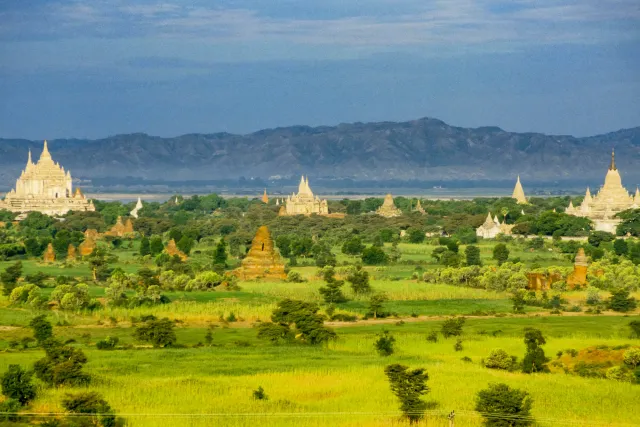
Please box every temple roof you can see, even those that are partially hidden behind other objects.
[511,176,527,204]
[609,149,616,171]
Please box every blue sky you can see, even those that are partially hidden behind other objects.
[0,0,638,139]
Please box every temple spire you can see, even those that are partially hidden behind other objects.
[39,140,51,161]
[609,149,617,171]
[27,149,32,164]
[511,175,527,204]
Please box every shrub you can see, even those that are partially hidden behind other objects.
[366,293,390,319]
[484,349,518,371]
[346,265,371,294]
[605,366,634,382]
[133,318,177,348]
[62,391,121,427]
[426,331,438,343]
[252,386,268,400]
[630,320,640,339]
[475,383,533,427]
[375,330,396,356]
[34,340,90,387]
[361,246,388,265]
[96,336,119,350]
[623,348,640,368]
[29,315,53,345]
[384,364,430,423]
[607,289,637,312]
[492,243,509,265]
[0,399,21,422]
[285,271,305,283]
[441,317,465,338]
[258,299,336,345]
[256,322,292,344]
[1,365,36,405]
[318,266,348,304]
[454,339,463,352]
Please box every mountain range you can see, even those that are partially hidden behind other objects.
[1,117,639,188]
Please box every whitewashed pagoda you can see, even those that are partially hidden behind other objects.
[376,194,402,218]
[0,141,95,216]
[476,212,514,238]
[512,176,527,204]
[279,176,329,216]
[566,150,639,233]
[130,197,143,218]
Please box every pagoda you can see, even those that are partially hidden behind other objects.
[475,212,514,238]
[376,194,402,218]
[566,150,638,233]
[280,176,329,216]
[0,141,95,216]
[512,176,527,204]
[232,226,286,280]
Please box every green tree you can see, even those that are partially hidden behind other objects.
[484,349,518,371]
[318,267,348,304]
[465,245,482,266]
[607,288,637,312]
[522,328,549,373]
[408,228,425,243]
[341,236,365,255]
[275,235,292,257]
[139,236,151,256]
[367,293,388,319]
[213,239,228,266]
[441,317,465,338]
[265,299,336,345]
[1,365,36,405]
[33,340,90,387]
[613,239,629,256]
[149,236,164,256]
[384,364,430,423]
[375,330,395,356]
[588,231,615,247]
[492,243,510,265]
[133,318,177,348]
[176,236,194,255]
[361,246,388,265]
[62,391,119,427]
[1,261,23,296]
[629,320,640,338]
[346,265,371,294]
[475,383,533,427]
[29,315,53,344]
[511,290,526,314]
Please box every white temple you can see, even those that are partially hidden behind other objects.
[0,141,95,216]
[476,212,514,238]
[279,176,329,216]
[566,150,639,233]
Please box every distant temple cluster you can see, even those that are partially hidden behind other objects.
[279,176,329,216]
[565,151,639,233]
[0,141,94,216]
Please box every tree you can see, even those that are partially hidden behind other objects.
[361,246,388,265]
[588,231,615,247]
[318,267,348,304]
[367,293,388,319]
[492,244,509,265]
[346,265,371,294]
[1,261,23,296]
[484,349,518,371]
[1,365,36,405]
[252,386,268,400]
[511,290,526,314]
[441,317,465,338]
[34,340,90,387]
[454,339,463,351]
[475,383,533,427]
[213,238,228,266]
[275,235,292,257]
[375,330,395,356]
[29,315,53,344]
[341,236,365,255]
[607,288,637,312]
[264,299,336,345]
[133,318,176,348]
[177,236,194,255]
[149,236,164,256]
[384,364,430,423]
[465,245,482,266]
[408,228,425,244]
[139,236,151,256]
[623,348,640,369]
[629,320,640,338]
[62,391,119,427]
[441,250,460,267]
[613,239,629,256]
[522,328,549,373]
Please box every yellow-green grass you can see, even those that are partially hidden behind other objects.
[1,316,638,426]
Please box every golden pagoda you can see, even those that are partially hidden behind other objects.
[376,194,402,218]
[0,141,95,216]
[511,176,527,204]
[566,150,638,233]
[232,226,286,280]
[414,199,426,214]
[261,189,269,204]
[280,176,329,216]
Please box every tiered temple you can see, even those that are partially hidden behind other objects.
[0,141,95,216]
[376,194,402,217]
[232,226,286,280]
[279,176,329,216]
[512,176,527,204]
[475,212,514,238]
[565,151,639,233]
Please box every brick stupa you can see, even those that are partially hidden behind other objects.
[165,239,188,261]
[566,248,588,289]
[43,243,55,263]
[105,216,134,237]
[78,231,97,256]
[233,226,286,280]
[67,244,77,261]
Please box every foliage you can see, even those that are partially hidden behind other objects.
[61,391,121,427]
[475,383,533,427]
[361,246,388,265]
[96,336,119,350]
[318,266,348,304]
[29,315,53,344]
[465,245,482,266]
[407,228,425,244]
[366,293,389,319]
[441,317,465,338]
[139,236,151,256]
[132,318,176,348]
[1,365,36,405]
[607,288,637,312]
[34,340,90,387]
[285,271,305,283]
[262,299,336,345]
[252,386,268,401]
[50,283,93,311]
[484,349,518,371]
[426,331,438,343]
[256,322,293,344]
[375,330,396,356]
[623,348,640,368]
[522,328,549,373]
[454,339,463,351]
[1,261,22,296]
[346,264,371,294]
[492,244,509,265]
[213,238,228,266]
[384,364,430,423]
[341,236,365,255]
[630,320,640,338]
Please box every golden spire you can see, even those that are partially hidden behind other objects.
[609,149,616,171]
[511,175,527,204]
[39,140,51,161]
[261,188,269,204]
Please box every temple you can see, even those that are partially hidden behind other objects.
[414,199,426,214]
[130,197,143,218]
[376,194,402,217]
[566,150,639,233]
[0,141,95,216]
[279,176,329,216]
[232,226,286,280]
[476,212,514,238]
[261,189,269,204]
[512,176,527,204]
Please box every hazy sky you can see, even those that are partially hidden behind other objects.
[1,0,639,139]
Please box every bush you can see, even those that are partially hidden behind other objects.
[475,383,533,427]
[605,366,634,382]
[623,348,640,368]
[630,320,640,339]
[375,330,396,356]
[252,386,268,400]
[29,315,53,344]
[607,288,637,312]
[1,365,36,405]
[346,265,371,294]
[426,331,438,343]
[133,318,177,348]
[454,339,463,352]
[361,246,388,265]
[522,328,549,373]
[96,336,119,350]
[258,299,336,345]
[62,391,122,427]
[285,271,305,283]
[34,340,90,387]
[484,349,518,371]
[0,399,21,422]
[441,317,465,338]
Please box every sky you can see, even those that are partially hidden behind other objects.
[0,0,639,139]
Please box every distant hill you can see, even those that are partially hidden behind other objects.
[1,117,639,187]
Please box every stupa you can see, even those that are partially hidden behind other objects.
[165,239,188,261]
[566,150,638,233]
[566,248,588,289]
[261,189,269,204]
[376,194,402,218]
[67,244,77,261]
[232,226,286,280]
[78,230,97,256]
[475,212,514,238]
[105,216,134,237]
[280,176,329,216]
[43,243,55,263]
[130,197,143,218]
[414,199,426,214]
[512,176,527,204]
[0,141,95,216]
